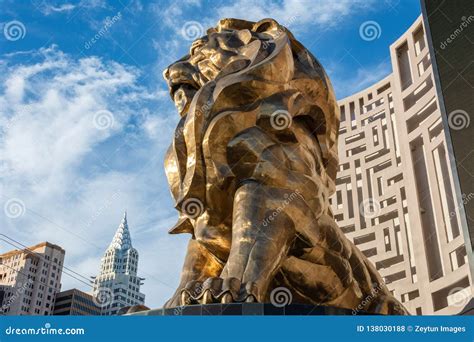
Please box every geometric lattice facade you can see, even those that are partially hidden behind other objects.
[331,16,473,315]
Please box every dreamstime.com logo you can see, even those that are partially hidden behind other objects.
[448,287,471,308]
[93,109,115,130]
[3,20,26,41]
[4,197,26,219]
[270,109,292,130]
[440,16,474,50]
[0,279,34,314]
[4,323,85,336]
[174,283,204,315]
[270,287,292,307]
[352,282,385,315]
[84,12,122,50]
[181,197,204,219]
[82,189,122,230]
[359,20,382,41]
[262,190,302,227]
[449,192,474,219]
[359,198,381,219]
[93,287,114,308]
[448,109,470,130]
[181,21,204,41]
[261,16,299,50]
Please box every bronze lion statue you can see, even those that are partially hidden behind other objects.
[162,18,408,315]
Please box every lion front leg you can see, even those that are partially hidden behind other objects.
[215,181,296,302]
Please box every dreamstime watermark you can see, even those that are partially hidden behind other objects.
[181,197,204,219]
[460,192,474,206]
[194,92,214,118]
[449,192,474,219]
[84,12,122,50]
[174,125,185,139]
[4,198,26,219]
[440,15,474,50]
[181,21,204,41]
[262,16,299,50]
[262,190,302,227]
[3,104,35,132]
[359,21,382,41]
[93,287,114,308]
[173,83,215,139]
[359,198,381,219]
[3,20,26,41]
[448,287,471,308]
[0,279,34,314]
[447,109,470,130]
[352,281,385,315]
[3,116,19,132]
[174,283,203,315]
[270,287,292,307]
[270,109,292,130]
[82,190,122,230]
[5,323,85,336]
[93,109,115,130]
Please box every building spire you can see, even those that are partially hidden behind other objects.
[94,209,145,315]
[109,211,132,251]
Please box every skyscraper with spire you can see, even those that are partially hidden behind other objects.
[91,212,145,315]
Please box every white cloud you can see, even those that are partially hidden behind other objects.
[37,0,108,15]
[1,47,132,179]
[156,0,377,39]
[0,46,183,308]
[44,4,76,13]
[214,0,375,29]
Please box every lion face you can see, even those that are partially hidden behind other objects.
[163,21,276,116]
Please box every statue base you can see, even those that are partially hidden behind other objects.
[127,303,372,316]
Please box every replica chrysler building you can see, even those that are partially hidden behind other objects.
[92,212,145,315]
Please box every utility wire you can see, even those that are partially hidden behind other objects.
[0,236,93,289]
[1,234,94,284]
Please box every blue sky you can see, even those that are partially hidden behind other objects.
[0,0,421,308]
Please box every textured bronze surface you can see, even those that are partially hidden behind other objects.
[162,18,408,315]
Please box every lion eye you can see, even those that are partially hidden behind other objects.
[190,39,206,56]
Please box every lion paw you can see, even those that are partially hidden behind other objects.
[179,277,258,305]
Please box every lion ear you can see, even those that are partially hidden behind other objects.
[252,18,280,34]
[206,27,217,36]
[216,18,254,32]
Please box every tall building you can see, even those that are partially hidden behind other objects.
[53,288,101,315]
[331,15,473,315]
[421,0,474,250]
[91,212,145,315]
[0,242,65,315]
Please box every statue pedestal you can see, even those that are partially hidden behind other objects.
[128,303,372,316]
